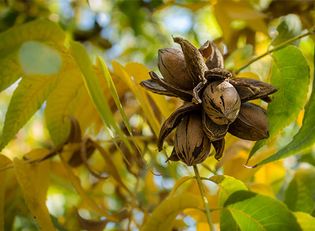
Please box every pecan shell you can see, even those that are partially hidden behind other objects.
[228,102,269,141]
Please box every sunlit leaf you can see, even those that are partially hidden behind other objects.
[0,76,55,150]
[18,41,62,75]
[221,191,301,231]
[0,154,12,171]
[258,48,315,164]
[0,19,65,92]
[284,168,315,214]
[60,155,118,222]
[0,19,65,51]
[144,172,159,205]
[221,150,257,181]
[248,183,275,198]
[45,69,84,145]
[272,14,302,46]
[96,57,132,134]
[141,193,202,231]
[169,176,194,196]
[214,0,267,42]
[13,155,54,231]
[70,41,132,150]
[125,62,171,119]
[253,161,286,195]
[250,46,310,160]
[0,53,22,92]
[209,175,247,206]
[112,61,160,136]
[0,155,10,230]
[294,212,315,231]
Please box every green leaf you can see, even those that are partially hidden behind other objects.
[69,41,132,150]
[0,19,65,51]
[0,19,65,92]
[0,76,55,150]
[0,52,22,92]
[18,41,62,75]
[45,71,84,145]
[96,57,132,135]
[220,209,240,231]
[284,168,315,214]
[209,175,247,206]
[294,212,315,231]
[249,45,310,159]
[112,61,160,136]
[222,191,301,231]
[70,41,116,130]
[256,47,314,165]
[272,14,302,46]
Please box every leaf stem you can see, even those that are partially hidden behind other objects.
[235,28,315,74]
[193,165,214,231]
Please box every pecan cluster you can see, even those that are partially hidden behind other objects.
[140,37,277,166]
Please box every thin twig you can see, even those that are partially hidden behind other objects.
[193,165,214,231]
[235,28,315,74]
[99,135,155,143]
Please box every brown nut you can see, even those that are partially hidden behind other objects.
[212,139,225,160]
[202,80,241,125]
[199,40,224,70]
[202,111,228,142]
[158,48,193,90]
[228,102,269,141]
[175,114,211,166]
[173,37,208,86]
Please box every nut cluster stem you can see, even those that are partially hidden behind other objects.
[193,165,214,231]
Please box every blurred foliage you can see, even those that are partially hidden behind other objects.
[0,0,315,230]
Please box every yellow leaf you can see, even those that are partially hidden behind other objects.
[93,142,133,196]
[13,155,54,231]
[297,110,304,127]
[0,154,12,171]
[222,150,257,181]
[197,222,211,231]
[185,194,219,224]
[248,183,275,198]
[214,0,267,42]
[0,155,10,230]
[97,57,132,135]
[70,42,133,152]
[144,173,159,205]
[112,61,160,136]
[141,193,203,231]
[22,148,51,162]
[125,62,171,119]
[60,155,118,222]
[0,75,56,150]
[0,174,4,230]
[254,161,285,185]
[45,68,84,145]
[169,176,195,196]
[294,212,315,231]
